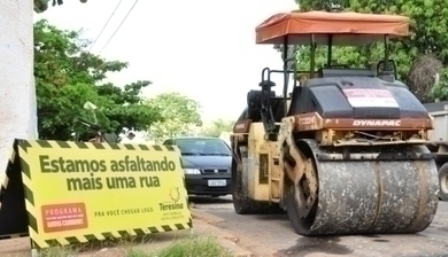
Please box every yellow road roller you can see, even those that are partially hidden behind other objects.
[230,10,439,236]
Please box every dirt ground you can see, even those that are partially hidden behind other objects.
[3,196,448,257]
[192,196,448,257]
[0,217,253,257]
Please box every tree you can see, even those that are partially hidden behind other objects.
[34,19,163,140]
[146,92,202,142]
[201,119,235,138]
[34,0,88,13]
[429,69,448,101]
[289,0,448,102]
[408,54,442,103]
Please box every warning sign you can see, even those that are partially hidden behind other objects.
[343,88,399,108]
[0,140,192,249]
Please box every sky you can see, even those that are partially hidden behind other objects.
[34,0,298,124]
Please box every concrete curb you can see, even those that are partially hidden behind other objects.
[192,209,282,257]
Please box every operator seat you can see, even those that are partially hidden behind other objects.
[246,90,275,122]
[287,86,303,117]
[271,98,287,122]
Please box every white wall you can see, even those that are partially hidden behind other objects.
[0,1,36,173]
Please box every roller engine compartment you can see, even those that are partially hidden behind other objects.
[288,76,429,121]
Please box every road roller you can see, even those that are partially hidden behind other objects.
[230,10,440,236]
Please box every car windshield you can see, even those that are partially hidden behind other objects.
[176,139,231,156]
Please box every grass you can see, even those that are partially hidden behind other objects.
[29,235,233,257]
[34,245,78,257]
[127,236,233,257]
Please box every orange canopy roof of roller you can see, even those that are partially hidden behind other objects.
[255,11,410,46]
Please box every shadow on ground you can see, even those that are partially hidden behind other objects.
[278,236,353,257]
[188,195,233,205]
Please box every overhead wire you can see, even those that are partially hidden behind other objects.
[88,0,124,51]
[98,0,140,54]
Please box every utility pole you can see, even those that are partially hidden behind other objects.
[0,1,37,174]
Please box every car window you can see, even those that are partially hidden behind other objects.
[176,139,231,156]
[163,139,173,145]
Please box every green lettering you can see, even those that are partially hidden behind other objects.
[129,159,138,171]
[58,157,66,172]
[139,176,160,187]
[153,176,160,187]
[39,155,52,173]
[118,160,125,171]
[66,178,82,191]
[159,203,184,211]
[66,174,103,191]
[75,160,90,172]
[167,159,176,171]
[99,160,107,172]
[138,157,147,171]
[145,161,153,171]
[106,177,136,189]
[65,159,76,172]
[50,159,59,173]
[82,177,92,189]
[110,160,118,172]
[95,177,103,189]
[89,161,100,172]
[153,161,161,171]
[124,156,130,171]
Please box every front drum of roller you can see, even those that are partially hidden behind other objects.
[285,139,439,236]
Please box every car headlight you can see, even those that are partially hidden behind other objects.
[184,168,201,174]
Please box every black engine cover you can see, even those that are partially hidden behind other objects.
[288,77,428,119]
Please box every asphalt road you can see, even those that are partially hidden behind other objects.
[190,195,448,257]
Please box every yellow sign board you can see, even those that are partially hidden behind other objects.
[11,139,191,248]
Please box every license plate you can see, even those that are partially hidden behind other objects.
[208,179,226,187]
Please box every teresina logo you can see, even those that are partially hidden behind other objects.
[159,203,184,211]
[352,120,401,126]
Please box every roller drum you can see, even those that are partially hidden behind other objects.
[296,140,439,235]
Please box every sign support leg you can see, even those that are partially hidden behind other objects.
[31,240,40,257]
[31,248,39,257]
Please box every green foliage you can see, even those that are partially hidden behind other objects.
[201,119,235,137]
[34,0,88,13]
[146,92,202,141]
[127,236,232,257]
[150,236,231,257]
[35,19,162,140]
[429,68,448,101]
[37,236,231,257]
[292,0,448,88]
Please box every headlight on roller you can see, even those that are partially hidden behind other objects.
[184,168,201,174]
